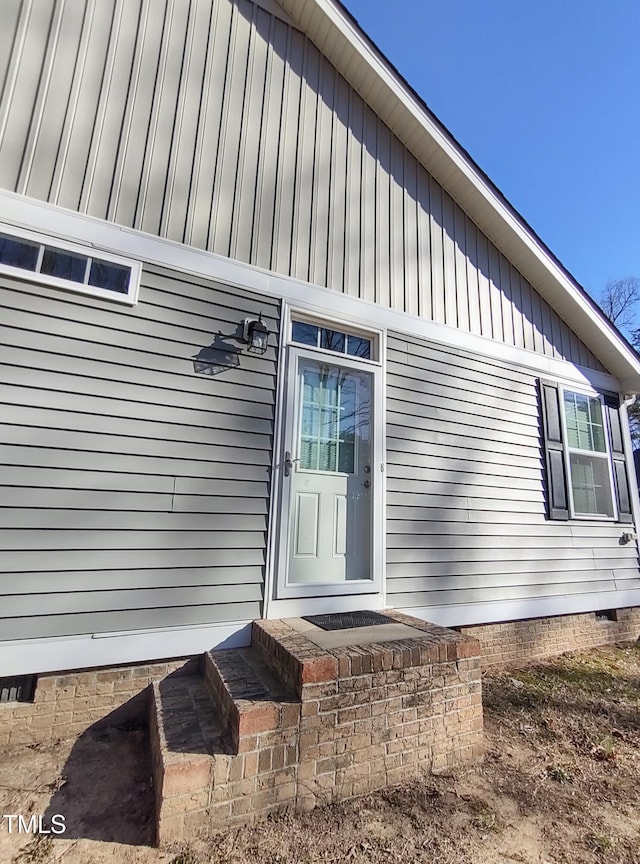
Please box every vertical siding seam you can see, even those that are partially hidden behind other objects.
[547,303,561,359]
[79,0,125,216]
[529,283,543,354]
[562,322,575,364]
[133,0,174,231]
[483,235,494,339]
[371,109,378,306]
[540,298,554,358]
[415,170,422,317]
[345,86,361,297]
[579,341,591,369]
[488,243,503,342]
[520,276,535,352]
[307,49,322,284]
[450,202,459,329]
[286,27,303,278]
[414,165,421,317]
[206,0,236,252]
[16,0,66,195]
[0,0,34,158]
[395,140,405,312]
[466,215,481,334]
[438,185,446,324]
[274,27,305,274]
[500,253,515,346]
[549,306,561,360]
[228,1,258,261]
[335,75,349,294]
[510,265,523,348]
[100,0,150,221]
[453,199,470,332]
[183,0,218,246]
[399,146,407,314]
[288,27,307,278]
[269,22,294,273]
[159,0,197,240]
[250,11,278,267]
[425,169,433,322]
[442,193,456,328]
[356,91,364,298]
[48,0,96,205]
[378,118,391,307]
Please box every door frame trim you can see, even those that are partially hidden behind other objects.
[264,302,386,613]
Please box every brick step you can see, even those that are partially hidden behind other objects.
[151,657,302,844]
[204,647,299,753]
[149,672,230,843]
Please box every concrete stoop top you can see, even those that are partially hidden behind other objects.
[253,610,480,693]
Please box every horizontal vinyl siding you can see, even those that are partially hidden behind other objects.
[0,0,605,372]
[0,264,278,640]
[385,332,640,617]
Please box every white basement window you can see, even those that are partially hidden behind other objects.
[0,226,141,304]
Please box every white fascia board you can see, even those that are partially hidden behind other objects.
[0,621,252,677]
[0,190,624,394]
[289,0,640,389]
[399,589,640,630]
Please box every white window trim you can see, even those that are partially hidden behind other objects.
[0,223,141,305]
[289,310,382,363]
[558,384,618,521]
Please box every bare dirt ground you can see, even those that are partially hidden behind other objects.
[1,643,639,864]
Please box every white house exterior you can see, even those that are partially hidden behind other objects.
[2,0,640,678]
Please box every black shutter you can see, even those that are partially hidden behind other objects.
[539,380,569,520]
[604,395,633,523]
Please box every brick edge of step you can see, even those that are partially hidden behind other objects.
[203,649,300,753]
[149,680,216,845]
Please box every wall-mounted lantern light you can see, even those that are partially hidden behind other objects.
[243,314,269,355]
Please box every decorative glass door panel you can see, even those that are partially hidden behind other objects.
[287,357,372,585]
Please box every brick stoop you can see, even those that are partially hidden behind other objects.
[149,614,484,845]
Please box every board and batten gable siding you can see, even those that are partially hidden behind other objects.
[0,0,605,373]
[386,332,640,611]
[0,264,278,641]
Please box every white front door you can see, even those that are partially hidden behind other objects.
[275,338,381,600]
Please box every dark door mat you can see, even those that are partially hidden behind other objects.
[302,611,395,631]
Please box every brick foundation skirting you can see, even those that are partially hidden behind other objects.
[2,607,639,750]
[0,658,196,747]
[459,607,640,667]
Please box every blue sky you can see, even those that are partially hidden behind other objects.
[344,0,640,308]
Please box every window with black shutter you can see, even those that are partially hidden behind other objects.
[539,379,634,523]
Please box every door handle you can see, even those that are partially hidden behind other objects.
[284,451,300,477]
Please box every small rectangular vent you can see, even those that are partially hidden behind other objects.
[0,675,36,703]
[595,610,618,623]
